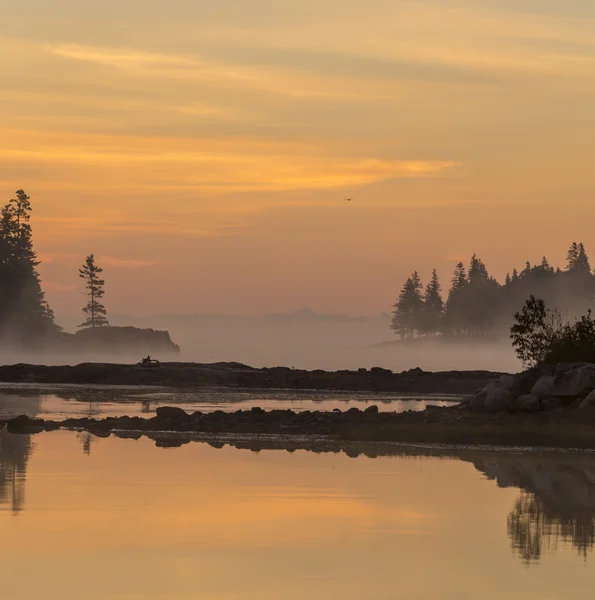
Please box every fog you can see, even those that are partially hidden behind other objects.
[7,310,520,373]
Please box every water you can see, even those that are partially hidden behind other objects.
[0,385,457,420]
[0,428,593,599]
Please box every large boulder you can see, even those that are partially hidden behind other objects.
[552,364,595,398]
[579,390,595,409]
[467,375,517,411]
[530,376,555,400]
[512,394,540,413]
[493,375,518,392]
[484,388,513,413]
[155,406,189,421]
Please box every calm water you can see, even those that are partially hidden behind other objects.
[0,385,456,420]
[0,429,593,599]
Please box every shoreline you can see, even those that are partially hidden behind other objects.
[0,362,505,394]
[4,403,595,450]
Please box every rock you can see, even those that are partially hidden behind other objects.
[6,415,45,434]
[155,406,189,420]
[579,390,595,409]
[530,376,555,400]
[484,388,514,413]
[468,389,488,410]
[364,405,379,413]
[552,364,595,398]
[515,369,541,396]
[370,367,393,375]
[407,367,424,376]
[513,394,540,413]
[493,374,518,393]
[541,397,562,411]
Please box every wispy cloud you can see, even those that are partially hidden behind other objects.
[43,281,76,293]
[98,256,162,269]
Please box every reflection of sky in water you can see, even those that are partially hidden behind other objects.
[0,388,457,420]
[0,431,594,600]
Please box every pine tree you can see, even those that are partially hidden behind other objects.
[540,256,553,272]
[421,269,444,336]
[468,254,489,286]
[512,268,519,282]
[0,190,56,339]
[391,272,424,338]
[504,273,511,286]
[78,254,109,329]
[566,242,579,271]
[575,243,591,272]
[444,262,468,335]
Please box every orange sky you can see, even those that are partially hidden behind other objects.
[2,0,595,321]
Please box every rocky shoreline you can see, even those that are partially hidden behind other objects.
[4,400,595,449]
[0,362,503,394]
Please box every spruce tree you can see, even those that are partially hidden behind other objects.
[504,273,511,286]
[575,243,591,272]
[79,254,109,329]
[0,190,56,340]
[421,269,444,336]
[468,254,489,286]
[391,272,424,338]
[444,262,468,335]
[566,242,579,271]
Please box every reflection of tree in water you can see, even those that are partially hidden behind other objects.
[470,456,595,563]
[77,431,94,455]
[0,392,41,514]
[0,428,33,514]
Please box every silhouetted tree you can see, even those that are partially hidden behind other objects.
[79,254,109,329]
[444,262,468,335]
[420,269,444,336]
[391,243,595,340]
[391,271,424,338]
[566,242,580,271]
[0,190,57,341]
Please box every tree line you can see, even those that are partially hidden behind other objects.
[0,190,109,345]
[391,243,595,338]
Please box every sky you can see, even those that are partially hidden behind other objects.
[2,0,595,322]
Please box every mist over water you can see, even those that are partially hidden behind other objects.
[10,311,520,372]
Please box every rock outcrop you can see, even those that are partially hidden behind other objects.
[469,363,595,413]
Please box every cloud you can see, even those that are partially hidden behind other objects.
[0,129,457,194]
[43,281,76,293]
[443,254,469,263]
[97,256,162,268]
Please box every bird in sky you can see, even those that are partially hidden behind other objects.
[346,198,352,202]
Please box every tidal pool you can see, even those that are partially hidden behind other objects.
[0,427,593,599]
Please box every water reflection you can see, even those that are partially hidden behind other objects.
[469,455,595,562]
[0,386,455,420]
[1,423,594,566]
[0,428,33,514]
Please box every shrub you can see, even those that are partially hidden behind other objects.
[510,296,595,367]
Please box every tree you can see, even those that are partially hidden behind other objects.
[444,262,468,335]
[391,271,424,338]
[420,269,444,336]
[0,190,57,340]
[511,296,595,367]
[566,242,579,271]
[510,296,563,367]
[468,254,489,286]
[575,243,591,272]
[78,254,109,329]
